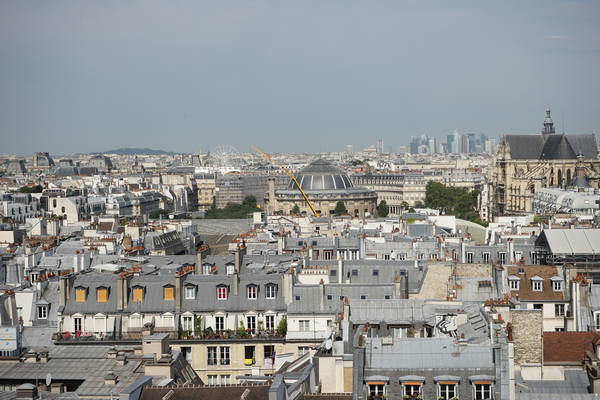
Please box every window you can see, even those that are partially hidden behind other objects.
[226,264,234,275]
[217,286,228,300]
[181,346,192,363]
[182,316,193,332]
[383,254,390,260]
[384,295,391,300]
[368,383,385,398]
[163,286,174,300]
[533,304,543,310]
[266,315,275,331]
[75,287,86,302]
[398,253,406,260]
[265,284,276,299]
[37,305,48,319]
[244,346,255,365]
[220,346,230,365]
[404,383,422,397]
[360,295,367,300]
[553,280,563,291]
[97,287,108,303]
[132,287,144,302]
[474,383,493,400]
[298,346,310,355]
[299,320,310,332]
[439,383,457,400]
[532,280,542,291]
[264,345,275,359]
[184,286,196,299]
[219,375,231,385]
[247,285,257,300]
[330,269,337,276]
[352,269,358,276]
[203,264,211,275]
[247,316,256,332]
[466,252,474,264]
[509,279,520,290]
[327,295,333,300]
[596,312,600,331]
[372,270,379,276]
[73,317,82,333]
[555,304,565,317]
[215,316,225,332]
[515,251,522,262]
[207,375,218,385]
[483,252,490,264]
[498,252,507,264]
[207,346,217,365]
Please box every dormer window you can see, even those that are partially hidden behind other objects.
[226,264,234,275]
[163,285,175,301]
[247,285,258,300]
[75,287,87,303]
[265,284,277,299]
[551,276,563,291]
[203,264,212,275]
[508,275,520,291]
[184,285,196,300]
[96,287,109,303]
[217,285,228,300]
[132,286,144,303]
[37,305,48,319]
[531,276,543,292]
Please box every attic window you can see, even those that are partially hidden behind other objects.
[37,305,48,319]
[553,280,563,291]
[163,285,175,301]
[132,287,144,302]
[327,295,332,300]
[295,295,301,301]
[352,269,358,276]
[75,287,87,303]
[97,287,108,303]
[372,270,379,276]
[532,280,542,291]
[217,285,228,300]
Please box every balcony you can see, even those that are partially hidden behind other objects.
[177,328,285,342]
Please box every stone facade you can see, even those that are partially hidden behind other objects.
[511,310,543,365]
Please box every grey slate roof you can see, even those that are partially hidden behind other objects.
[365,337,494,369]
[504,133,598,160]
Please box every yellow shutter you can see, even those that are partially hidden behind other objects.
[133,287,143,302]
[75,288,86,302]
[97,288,108,303]
[164,286,174,300]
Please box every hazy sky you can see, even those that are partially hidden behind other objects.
[1,0,599,155]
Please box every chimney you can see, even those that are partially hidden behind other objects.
[232,271,239,296]
[195,250,202,275]
[15,384,38,400]
[234,244,246,273]
[319,279,325,311]
[104,372,118,385]
[117,274,125,311]
[508,239,515,264]
[58,276,69,307]
[338,257,343,284]
[175,273,183,313]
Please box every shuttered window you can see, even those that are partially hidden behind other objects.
[75,288,86,302]
[97,288,108,303]
[163,286,174,301]
[133,287,144,302]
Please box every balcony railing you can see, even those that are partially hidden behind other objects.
[178,329,284,341]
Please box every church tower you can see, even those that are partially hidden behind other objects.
[541,108,555,138]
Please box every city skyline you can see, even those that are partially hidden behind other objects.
[1,0,599,155]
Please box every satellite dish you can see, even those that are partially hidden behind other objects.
[324,339,332,350]
[46,373,52,386]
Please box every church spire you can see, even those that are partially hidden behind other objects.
[542,108,555,137]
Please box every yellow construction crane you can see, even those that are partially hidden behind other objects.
[251,145,320,217]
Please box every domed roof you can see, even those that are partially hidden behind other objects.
[288,159,353,191]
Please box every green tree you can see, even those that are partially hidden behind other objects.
[16,185,43,194]
[414,201,424,208]
[333,201,348,216]
[350,159,364,166]
[423,181,485,226]
[377,200,389,217]
[150,209,169,219]
[204,195,259,219]
[400,201,409,210]
[291,205,301,215]
[276,317,287,336]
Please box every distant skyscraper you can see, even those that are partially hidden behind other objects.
[428,138,436,154]
[377,139,384,153]
[346,144,353,154]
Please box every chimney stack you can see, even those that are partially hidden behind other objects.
[195,250,202,275]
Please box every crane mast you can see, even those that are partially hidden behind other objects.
[251,145,320,218]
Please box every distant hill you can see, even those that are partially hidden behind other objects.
[93,148,179,156]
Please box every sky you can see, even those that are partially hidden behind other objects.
[0,0,599,155]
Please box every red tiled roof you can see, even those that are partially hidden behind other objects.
[543,332,600,363]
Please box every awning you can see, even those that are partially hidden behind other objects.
[469,375,495,385]
[399,375,426,384]
[434,375,461,383]
[365,375,390,384]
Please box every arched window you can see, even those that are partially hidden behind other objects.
[557,170,562,186]
[566,169,572,185]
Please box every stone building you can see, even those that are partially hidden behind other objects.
[492,109,600,215]
[266,159,378,218]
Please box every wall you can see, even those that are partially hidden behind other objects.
[512,310,543,366]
